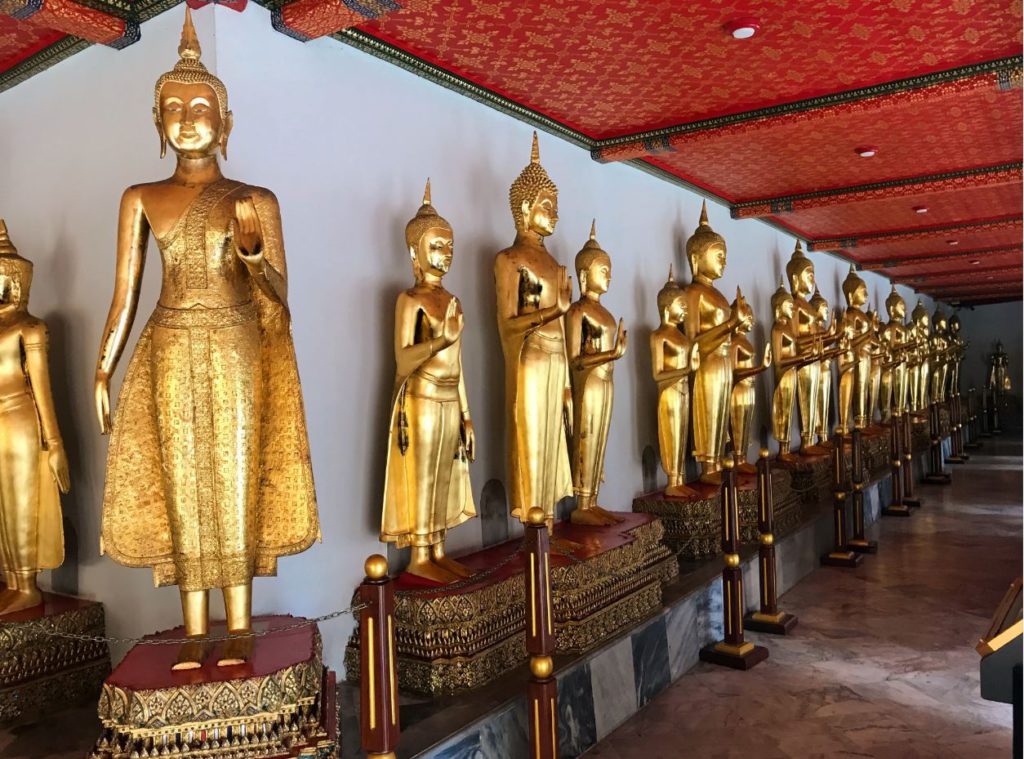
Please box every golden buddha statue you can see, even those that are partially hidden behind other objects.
[651,267,700,497]
[948,314,966,397]
[729,290,771,472]
[94,9,319,669]
[837,267,878,434]
[495,133,573,530]
[566,222,626,525]
[381,181,476,584]
[0,221,70,615]
[866,309,884,426]
[910,301,931,412]
[769,279,816,460]
[810,288,835,442]
[683,202,750,483]
[787,241,836,453]
[989,340,1011,393]
[931,308,951,404]
[879,287,909,423]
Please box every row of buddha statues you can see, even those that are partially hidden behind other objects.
[0,10,968,673]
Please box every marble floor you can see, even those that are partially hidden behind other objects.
[588,437,1022,759]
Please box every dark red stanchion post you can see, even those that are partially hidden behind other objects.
[744,449,797,635]
[902,411,921,508]
[850,424,887,542]
[821,430,862,567]
[700,459,768,669]
[923,400,952,485]
[882,408,911,517]
[359,554,400,759]
[965,387,982,450]
[947,391,968,464]
[524,507,557,759]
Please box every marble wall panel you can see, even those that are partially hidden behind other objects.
[589,637,637,741]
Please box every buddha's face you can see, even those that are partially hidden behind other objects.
[888,300,906,321]
[737,301,754,332]
[158,81,223,158]
[414,225,454,278]
[791,264,815,297]
[668,294,687,324]
[813,300,828,324]
[848,282,867,308]
[934,315,947,332]
[916,313,930,334]
[524,189,558,237]
[695,242,727,280]
[0,275,18,311]
[586,254,611,295]
[776,297,794,321]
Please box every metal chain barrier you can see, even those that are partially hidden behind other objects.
[1,602,369,646]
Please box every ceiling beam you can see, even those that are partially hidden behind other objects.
[859,245,1021,271]
[926,283,1022,299]
[895,264,1023,284]
[809,216,1022,252]
[592,58,1022,164]
[731,164,1021,219]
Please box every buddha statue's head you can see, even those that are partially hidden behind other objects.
[771,277,794,321]
[153,8,232,160]
[842,265,868,308]
[932,307,948,334]
[0,220,32,312]
[911,300,930,335]
[785,240,815,298]
[731,288,754,334]
[809,287,829,326]
[656,264,685,325]
[509,132,558,237]
[405,179,453,282]
[885,285,906,321]
[685,201,727,281]
[949,314,961,335]
[575,221,611,297]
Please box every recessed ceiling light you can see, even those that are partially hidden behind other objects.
[724,18,760,39]
[946,240,959,246]
[913,206,928,214]
[987,275,994,280]
[971,260,981,265]
[855,146,878,158]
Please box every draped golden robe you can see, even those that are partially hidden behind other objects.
[101,181,318,591]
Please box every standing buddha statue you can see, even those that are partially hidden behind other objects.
[651,267,700,497]
[866,309,885,426]
[380,181,477,584]
[931,308,951,405]
[769,279,816,460]
[566,222,626,525]
[910,301,932,412]
[94,9,319,669]
[837,266,876,434]
[683,201,750,483]
[948,314,967,399]
[810,288,835,442]
[495,132,573,532]
[879,287,909,424]
[0,221,71,614]
[989,341,1011,393]
[787,241,836,453]
[729,289,772,472]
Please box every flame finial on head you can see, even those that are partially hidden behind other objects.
[178,6,201,62]
[0,220,15,256]
[531,131,540,164]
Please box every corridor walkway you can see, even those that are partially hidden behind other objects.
[589,438,1021,759]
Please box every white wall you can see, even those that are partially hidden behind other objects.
[0,4,934,669]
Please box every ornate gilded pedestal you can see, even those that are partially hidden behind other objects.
[631,472,802,560]
[91,616,337,759]
[345,513,676,695]
[0,593,110,722]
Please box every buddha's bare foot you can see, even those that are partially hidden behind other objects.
[736,462,758,475]
[551,537,582,554]
[432,555,475,579]
[217,633,253,667]
[776,452,799,463]
[0,588,42,615]
[172,638,210,671]
[664,483,700,498]
[406,559,461,585]
[802,444,830,456]
[570,507,617,527]
[699,471,723,486]
[593,505,625,523]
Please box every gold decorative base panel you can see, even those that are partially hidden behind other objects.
[0,592,111,722]
[90,616,337,759]
[347,513,676,694]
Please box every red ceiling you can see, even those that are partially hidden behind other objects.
[1,0,1021,303]
[360,0,1022,139]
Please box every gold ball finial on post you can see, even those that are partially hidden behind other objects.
[722,457,735,470]
[364,554,389,580]
[759,447,770,459]
[527,506,546,526]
